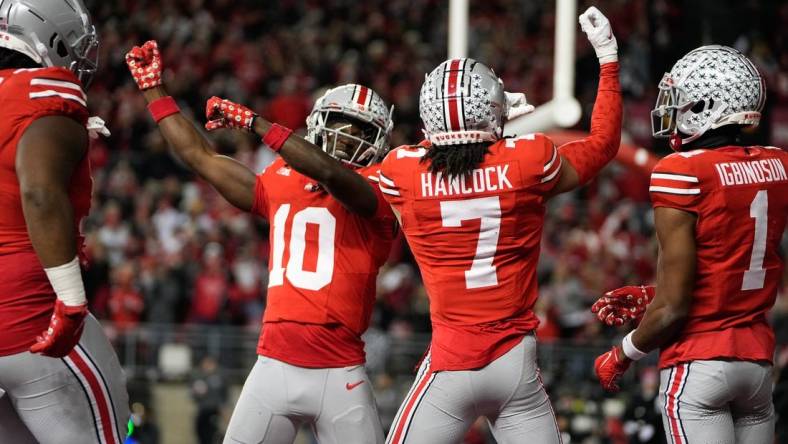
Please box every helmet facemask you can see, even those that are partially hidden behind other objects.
[305,84,393,168]
[69,25,99,88]
[311,110,387,168]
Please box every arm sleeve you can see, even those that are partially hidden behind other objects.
[377,149,405,208]
[648,154,702,213]
[557,62,622,184]
[250,173,269,219]
[23,67,89,125]
[530,134,563,194]
[364,167,396,222]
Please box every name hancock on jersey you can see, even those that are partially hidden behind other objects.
[421,165,513,198]
[714,158,787,186]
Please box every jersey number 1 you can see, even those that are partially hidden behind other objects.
[440,197,501,289]
[742,190,768,291]
[269,204,336,291]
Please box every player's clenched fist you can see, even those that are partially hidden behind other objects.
[125,40,163,90]
[204,96,257,132]
[594,346,631,392]
[591,285,655,326]
[29,300,88,358]
[579,6,618,64]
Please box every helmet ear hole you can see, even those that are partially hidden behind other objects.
[690,100,706,114]
[56,40,68,58]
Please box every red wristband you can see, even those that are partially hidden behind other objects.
[262,123,293,152]
[148,96,180,123]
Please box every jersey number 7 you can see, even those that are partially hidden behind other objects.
[440,196,501,289]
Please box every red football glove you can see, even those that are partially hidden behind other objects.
[594,346,631,392]
[29,300,88,358]
[591,285,655,326]
[125,40,163,90]
[204,96,257,132]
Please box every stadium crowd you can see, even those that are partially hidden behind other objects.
[80,0,787,442]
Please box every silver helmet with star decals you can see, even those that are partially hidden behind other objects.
[420,58,505,146]
[305,84,394,168]
[0,0,99,87]
[651,45,765,148]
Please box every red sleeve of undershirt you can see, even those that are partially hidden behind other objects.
[557,62,622,184]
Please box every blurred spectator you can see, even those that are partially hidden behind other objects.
[108,261,145,331]
[190,356,227,444]
[189,243,229,324]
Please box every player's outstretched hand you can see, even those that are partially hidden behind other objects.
[125,40,164,90]
[578,6,618,64]
[594,346,631,392]
[29,300,88,358]
[204,96,257,132]
[591,285,655,326]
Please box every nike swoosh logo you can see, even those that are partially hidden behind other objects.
[345,380,365,391]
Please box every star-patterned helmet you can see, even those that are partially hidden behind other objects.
[651,45,765,149]
[306,84,394,168]
[420,58,505,146]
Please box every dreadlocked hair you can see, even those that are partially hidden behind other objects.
[0,47,41,70]
[421,142,491,177]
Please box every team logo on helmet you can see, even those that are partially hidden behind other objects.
[651,45,765,150]
[419,58,505,146]
[305,84,394,168]
[0,0,98,87]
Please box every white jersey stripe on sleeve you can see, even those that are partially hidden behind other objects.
[649,186,700,195]
[543,146,558,172]
[541,156,562,183]
[379,172,397,188]
[379,184,401,196]
[29,90,87,107]
[651,173,699,183]
[367,175,380,182]
[31,78,86,98]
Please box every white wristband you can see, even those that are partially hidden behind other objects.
[622,331,647,361]
[44,256,87,307]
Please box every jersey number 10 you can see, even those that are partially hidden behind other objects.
[269,204,336,291]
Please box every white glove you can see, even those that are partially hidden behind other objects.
[87,116,111,139]
[579,6,618,64]
[504,91,535,120]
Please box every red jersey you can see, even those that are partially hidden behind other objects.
[378,134,563,371]
[649,146,788,368]
[0,67,91,356]
[252,157,396,367]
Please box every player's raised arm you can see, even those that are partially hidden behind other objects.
[125,41,256,211]
[17,116,90,357]
[548,6,622,197]
[204,97,380,218]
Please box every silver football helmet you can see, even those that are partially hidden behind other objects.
[306,84,394,168]
[420,58,505,146]
[0,0,99,87]
[651,45,765,149]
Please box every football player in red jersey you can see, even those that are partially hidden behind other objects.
[0,1,130,443]
[593,45,786,444]
[378,7,622,444]
[125,40,396,444]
